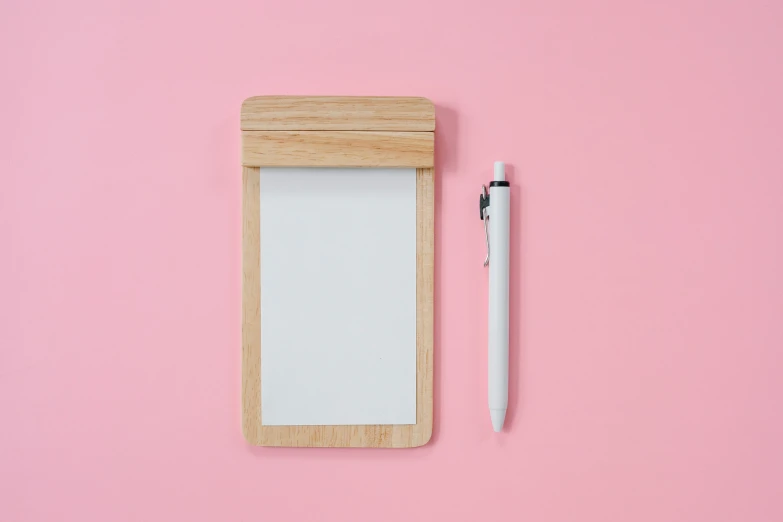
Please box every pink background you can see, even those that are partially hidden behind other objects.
[2,0,783,520]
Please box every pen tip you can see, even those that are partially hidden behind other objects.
[491,409,506,432]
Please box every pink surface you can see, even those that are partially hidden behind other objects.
[2,0,783,520]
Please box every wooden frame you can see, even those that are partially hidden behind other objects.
[241,96,434,447]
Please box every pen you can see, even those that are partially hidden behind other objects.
[480,161,510,432]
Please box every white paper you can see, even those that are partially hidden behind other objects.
[260,168,417,426]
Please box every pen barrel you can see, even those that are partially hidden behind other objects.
[488,185,510,411]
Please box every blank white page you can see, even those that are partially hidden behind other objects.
[260,167,417,426]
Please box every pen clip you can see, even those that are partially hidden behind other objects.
[479,185,490,267]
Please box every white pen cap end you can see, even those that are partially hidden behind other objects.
[494,161,505,182]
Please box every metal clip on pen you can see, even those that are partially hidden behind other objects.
[479,185,490,266]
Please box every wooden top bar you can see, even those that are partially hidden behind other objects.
[241,96,435,132]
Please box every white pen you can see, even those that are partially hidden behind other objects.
[480,161,510,432]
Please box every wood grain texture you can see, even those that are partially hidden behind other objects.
[242,131,434,168]
[241,96,435,131]
[241,167,261,445]
[241,167,434,448]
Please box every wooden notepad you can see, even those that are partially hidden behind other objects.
[241,96,434,448]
